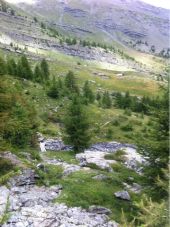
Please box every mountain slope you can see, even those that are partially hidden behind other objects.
[7,0,170,54]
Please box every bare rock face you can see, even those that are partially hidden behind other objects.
[114,191,131,201]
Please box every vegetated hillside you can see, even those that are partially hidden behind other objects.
[0,50,168,226]
[0,1,169,226]
[7,0,170,55]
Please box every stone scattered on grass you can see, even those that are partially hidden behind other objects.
[114,191,131,201]
[123,182,142,194]
[88,205,112,215]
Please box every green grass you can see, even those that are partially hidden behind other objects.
[0,196,10,225]
[36,148,145,223]
[46,151,78,165]
[104,150,126,162]
[31,147,145,223]
[54,168,143,223]
[0,157,21,185]
[36,164,63,186]
[46,47,161,97]
[1,74,152,146]
[0,157,16,177]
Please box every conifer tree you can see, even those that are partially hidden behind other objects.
[124,91,131,108]
[64,95,90,152]
[57,78,64,97]
[65,71,79,94]
[18,55,33,80]
[138,88,169,198]
[83,81,95,104]
[47,77,59,99]
[7,58,17,76]
[102,91,112,108]
[40,59,49,80]
[96,92,101,101]
[72,38,77,45]
[34,64,42,83]
[115,92,123,108]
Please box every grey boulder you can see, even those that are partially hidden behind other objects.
[89,206,112,215]
[114,191,131,201]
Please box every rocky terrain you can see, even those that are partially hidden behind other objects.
[0,1,168,226]
[0,169,118,227]
[40,137,145,173]
[0,135,145,226]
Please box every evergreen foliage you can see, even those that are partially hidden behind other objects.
[34,64,43,83]
[47,77,59,99]
[136,195,169,227]
[83,81,95,104]
[138,88,169,198]
[96,92,101,101]
[114,91,159,114]
[7,58,17,76]
[65,71,79,94]
[102,91,112,108]
[40,59,50,81]
[17,55,33,80]
[0,77,37,147]
[63,96,90,152]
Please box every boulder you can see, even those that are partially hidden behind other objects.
[63,165,81,176]
[123,182,142,194]
[114,191,131,201]
[89,206,111,215]
[76,151,114,172]
[45,139,65,151]
[8,169,38,187]
[44,139,72,151]
[131,183,142,194]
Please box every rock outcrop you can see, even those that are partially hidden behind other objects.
[0,169,118,227]
[40,138,146,173]
[44,139,72,151]
[76,151,115,172]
